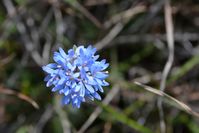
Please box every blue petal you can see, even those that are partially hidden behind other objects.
[102,80,109,86]
[72,98,81,108]
[86,94,94,101]
[93,55,99,60]
[92,92,101,100]
[79,48,85,57]
[95,72,108,79]
[102,63,109,70]
[46,78,54,87]
[68,49,75,57]
[80,86,85,97]
[44,75,51,81]
[87,76,97,85]
[95,78,103,85]
[46,63,57,69]
[101,59,106,64]
[94,85,104,92]
[87,45,92,50]
[98,85,104,92]
[59,47,68,59]
[71,66,76,71]
[63,87,70,95]
[59,87,69,94]
[65,81,71,86]
[57,77,65,85]
[52,84,64,92]
[61,96,70,105]
[76,102,81,108]
[91,48,96,55]
[66,62,73,70]
[73,72,80,78]
[71,82,77,88]
[53,52,66,65]
[87,60,94,66]
[42,66,54,74]
[76,46,84,55]
[82,97,85,102]
[85,84,95,93]
[74,84,81,92]
[80,68,87,79]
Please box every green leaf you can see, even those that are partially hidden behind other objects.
[15,0,27,5]
[169,54,199,83]
[99,103,153,133]
[64,0,77,6]
[16,126,29,133]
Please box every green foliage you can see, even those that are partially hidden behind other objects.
[169,54,199,83]
[15,0,27,6]
[16,126,30,133]
[173,114,199,133]
[64,0,77,6]
[99,103,153,133]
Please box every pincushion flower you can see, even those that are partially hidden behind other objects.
[42,45,109,108]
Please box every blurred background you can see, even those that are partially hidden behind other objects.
[0,0,199,133]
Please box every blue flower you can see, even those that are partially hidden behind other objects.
[42,45,109,108]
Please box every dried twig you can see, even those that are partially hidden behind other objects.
[17,19,46,66]
[53,2,65,46]
[64,0,103,28]
[104,5,146,28]
[160,0,174,95]
[77,85,120,133]
[103,122,112,133]
[134,82,199,118]
[157,1,174,133]
[6,52,29,88]
[32,105,54,133]
[54,95,71,133]
[0,86,39,109]
[84,0,112,6]
[3,0,43,66]
[42,34,52,64]
[26,17,40,49]
[111,33,199,46]
[95,5,146,50]
[38,7,53,36]
[95,22,123,50]
[0,54,15,67]
[139,0,165,33]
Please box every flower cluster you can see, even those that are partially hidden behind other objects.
[42,45,109,108]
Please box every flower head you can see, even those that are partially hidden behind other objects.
[42,45,109,108]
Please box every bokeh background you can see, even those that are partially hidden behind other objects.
[0,0,199,133]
